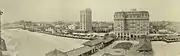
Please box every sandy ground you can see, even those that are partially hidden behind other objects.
[1,29,180,56]
[1,29,88,56]
[152,41,180,56]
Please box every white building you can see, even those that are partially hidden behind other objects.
[68,24,77,30]
[45,27,55,34]
[80,8,92,32]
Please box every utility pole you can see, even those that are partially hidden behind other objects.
[0,9,3,56]
[0,9,7,56]
[0,9,2,34]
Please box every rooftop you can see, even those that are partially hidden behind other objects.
[104,37,114,43]
[45,49,67,56]
[66,46,93,56]
[83,38,104,46]
[138,39,152,51]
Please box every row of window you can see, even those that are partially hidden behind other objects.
[114,20,149,25]
[114,15,149,18]
[115,31,149,34]
[114,27,149,31]
[114,24,149,29]
[116,33,148,37]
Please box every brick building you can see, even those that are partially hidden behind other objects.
[114,9,149,40]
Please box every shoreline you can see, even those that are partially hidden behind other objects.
[23,28,97,40]
[2,29,89,56]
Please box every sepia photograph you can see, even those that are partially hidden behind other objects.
[0,0,180,56]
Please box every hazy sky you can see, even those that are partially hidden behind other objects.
[0,0,180,23]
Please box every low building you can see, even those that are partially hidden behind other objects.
[68,24,77,30]
[158,29,173,34]
[73,29,88,33]
[92,22,113,33]
[66,46,94,56]
[45,26,55,34]
[66,38,107,56]
[137,39,152,53]
[61,30,72,34]
[45,49,67,56]
[83,38,104,47]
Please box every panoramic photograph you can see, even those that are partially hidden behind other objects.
[0,0,180,56]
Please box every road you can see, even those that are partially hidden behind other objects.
[1,29,88,56]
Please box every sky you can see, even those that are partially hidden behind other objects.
[0,0,180,23]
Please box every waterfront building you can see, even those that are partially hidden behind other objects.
[66,38,104,56]
[137,39,152,53]
[80,8,92,32]
[66,37,114,56]
[45,49,67,56]
[45,26,55,34]
[114,9,149,40]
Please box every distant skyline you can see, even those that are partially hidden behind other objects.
[0,0,180,23]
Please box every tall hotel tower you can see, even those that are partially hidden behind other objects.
[114,9,149,40]
[80,8,92,32]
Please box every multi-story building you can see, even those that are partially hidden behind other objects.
[114,9,149,39]
[92,22,113,33]
[80,8,92,32]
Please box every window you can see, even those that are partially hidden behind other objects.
[117,24,120,27]
[114,15,117,18]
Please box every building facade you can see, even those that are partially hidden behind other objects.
[80,8,92,32]
[114,9,149,40]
